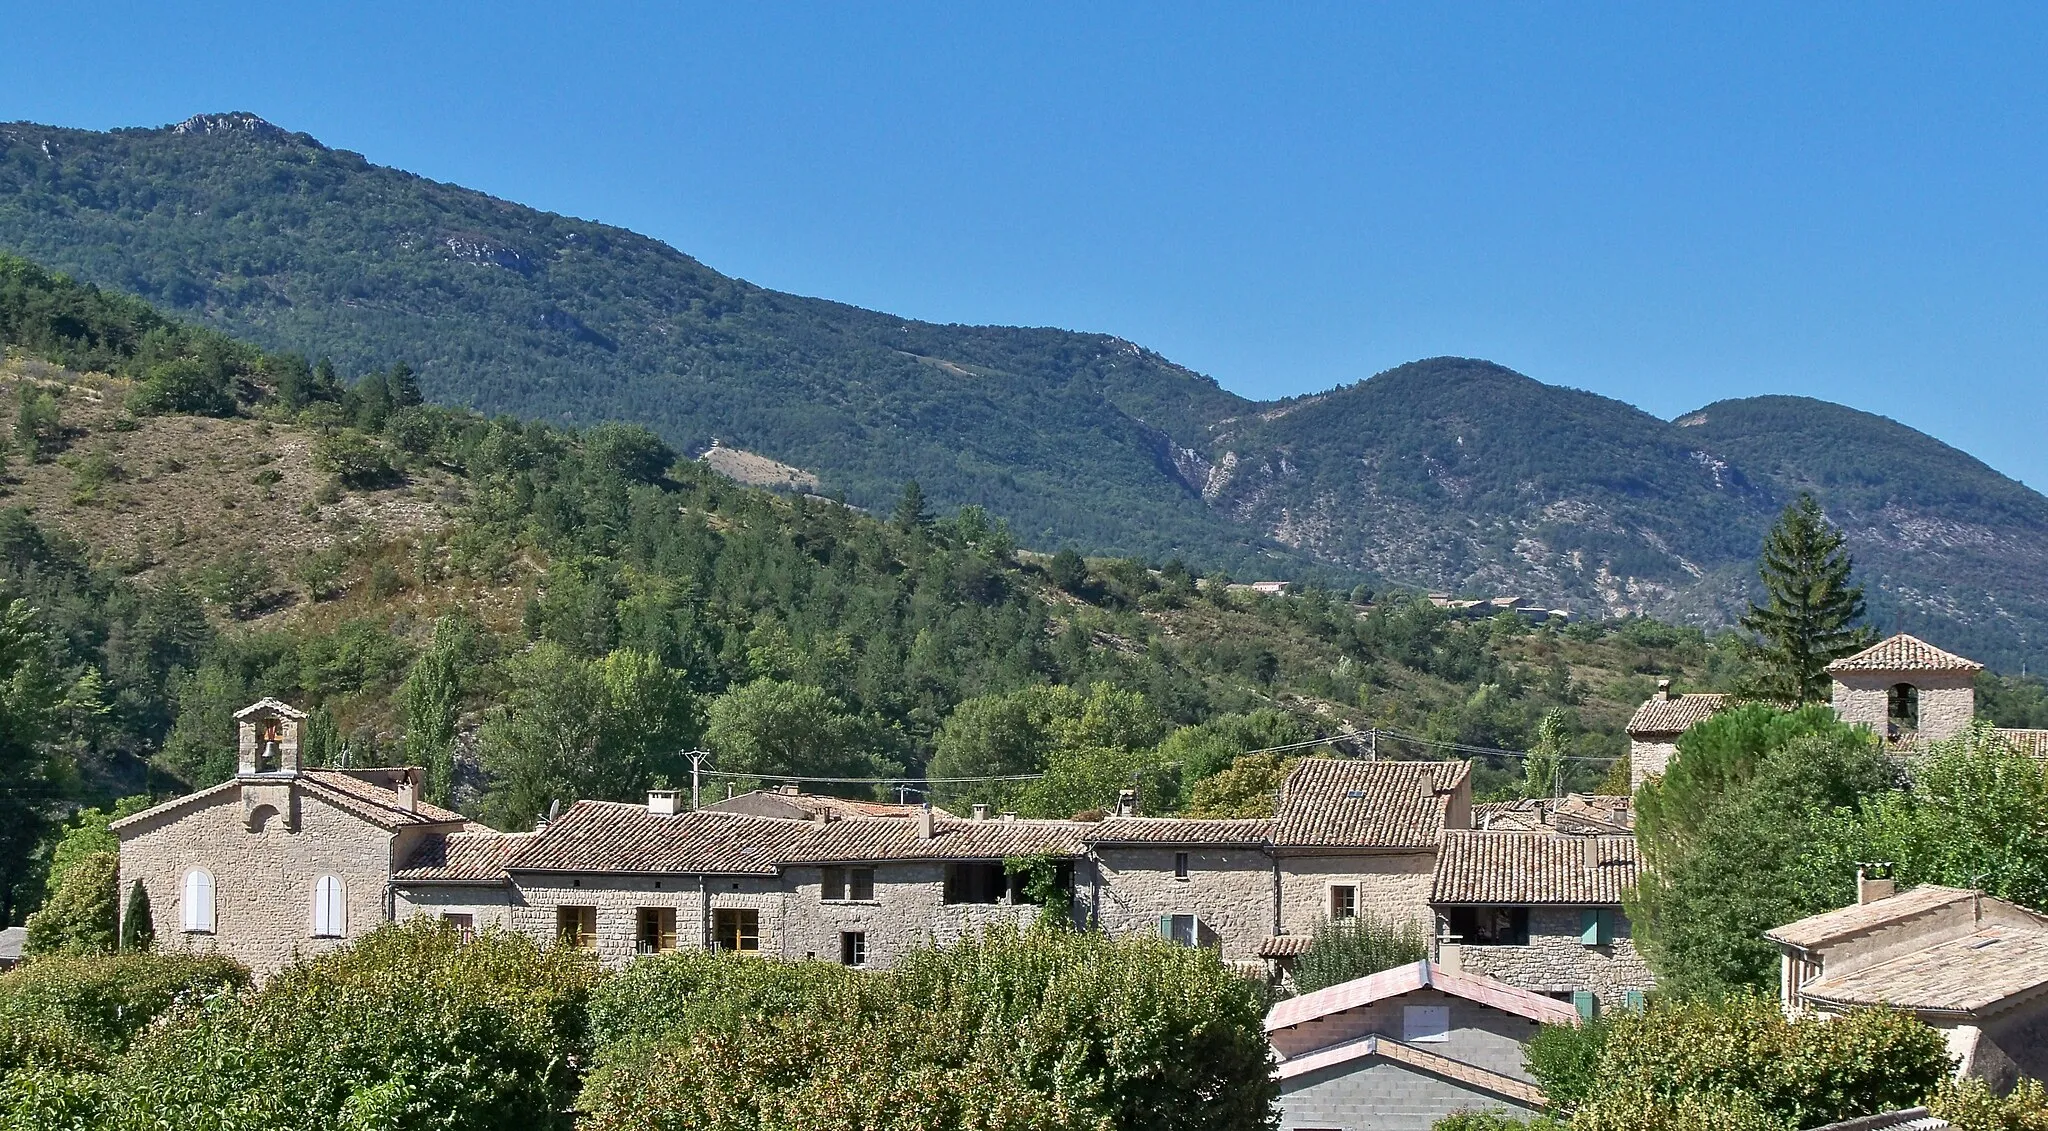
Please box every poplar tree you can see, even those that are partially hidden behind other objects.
[1740,494,1870,703]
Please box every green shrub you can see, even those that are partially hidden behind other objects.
[22,853,118,958]
[1929,1075,2048,1130]
[1292,912,1430,994]
[1524,1016,1612,1113]
[104,919,598,1131]
[0,951,248,1071]
[315,429,400,489]
[125,358,234,417]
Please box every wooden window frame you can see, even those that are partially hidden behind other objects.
[556,905,597,950]
[714,907,760,953]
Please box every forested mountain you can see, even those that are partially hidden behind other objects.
[2,114,2046,668]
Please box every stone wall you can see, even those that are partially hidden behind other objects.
[1268,987,1541,1079]
[1629,738,1678,792]
[1278,1057,1540,1131]
[1278,852,1437,937]
[779,862,1040,968]
[1450,907,1653,1007]
[507,873,781,965]
[1832,671,1976,742]
[392,884,517,931]
[116,782,403,978]
[1090,846,1275,960]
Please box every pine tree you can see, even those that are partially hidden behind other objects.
[388,361,424,407]
[893,480,928,532]
[1740,494,1870,703]
[121,878,154,951]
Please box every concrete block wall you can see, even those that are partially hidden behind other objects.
[1451,907,1653,1007]
[1279,1058,1540,1131]
[1090,846,1276,959]
[116,783,400,978]
[1268,987,1540,1080]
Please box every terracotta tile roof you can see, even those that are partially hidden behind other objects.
[110,770,469,834]
[505,803,819,875]
[1804,1109,1950,1131]
[1826,634,1983,674]
[234,697,307,720]
[1626,692,1730,736]
[1766,885,1979,950]
[700,789,934,820]
[1259,934,1315,958]
[1085,817,1273,846]
[1431,833,1638,905]
[1266,959,1581,1032]
[783,815,1087,863]
[1271,1034,1548,1107]
[393,831,538,883]
[1472,796,1632,834]
[302,770,469,828]
[1272,759,1469,850]
[1995,729,2048,760]
[1801,925,2048,1015]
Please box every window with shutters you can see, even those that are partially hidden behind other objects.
[821,866,846,901]
[441,912,475,941]
[1328,885,1357,920]
[848,866,874,901]
[714,908,760,952]
[1159,913,1199,946]
[311,876,346,938]
[1573,991,1598,1020]
[840,931,867,966]
[1580,908,1617,947]
[181,869,216,934]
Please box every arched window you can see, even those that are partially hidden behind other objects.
[1889,683,1920,732]
[181,869,216,934]
[312,876,346,939]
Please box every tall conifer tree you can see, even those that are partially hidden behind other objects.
[1740,494,1870,703]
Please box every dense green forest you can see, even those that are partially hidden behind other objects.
[6,116,2048,670]
[0,250,1806,922]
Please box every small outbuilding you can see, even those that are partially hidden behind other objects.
[1265,959,1579,1131]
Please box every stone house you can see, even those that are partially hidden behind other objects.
[112,699,472,978]
[1826,635,1982,743]
[1083,816,1276,960]
[1266,959,1580,1131]
[1768,877,2048,1091]
[1268,759,1470,946]
[1430,831,1652,1012]
[1625,682,1729,792]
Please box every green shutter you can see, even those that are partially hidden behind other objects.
[1580,908,1600,946]
[1573,991,1597,1021]
[1624,990,1646,1013]
[1601,909,1617,946]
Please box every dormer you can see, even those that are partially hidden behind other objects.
[1827,635,1982,743]
[236,698,308,777]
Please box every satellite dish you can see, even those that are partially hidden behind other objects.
[547,799,561,821]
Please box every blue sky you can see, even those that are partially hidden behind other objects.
[9,3,2046,487]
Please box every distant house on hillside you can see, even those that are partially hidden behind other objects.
[1265,960,1579,1130]
[1767,873,2048,1091]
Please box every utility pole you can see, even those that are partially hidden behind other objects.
[685,750,711,810]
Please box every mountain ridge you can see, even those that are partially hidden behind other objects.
[3,114,2046,668]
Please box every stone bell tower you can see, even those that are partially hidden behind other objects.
[236,699,308,831]
[1826,635,1981,744]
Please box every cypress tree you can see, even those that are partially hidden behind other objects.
[121,878,154,951]
[1740,494,1870,703]
[892,480,928,532]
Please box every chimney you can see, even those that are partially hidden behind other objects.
[1583,836,1601,870]
[1438,940,1463,975]
[1116,789,1137,818]
[779,783,800,797]
[396,770,420,813]
[1856,865,1896,905]
[916,803,935,839]
[647,789,681,816]
[971,803,991,821]
[1418,769,1437,799]
[1658,679,1673,701]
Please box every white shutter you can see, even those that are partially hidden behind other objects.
[313,876,345,938]
[182,870,215,933]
